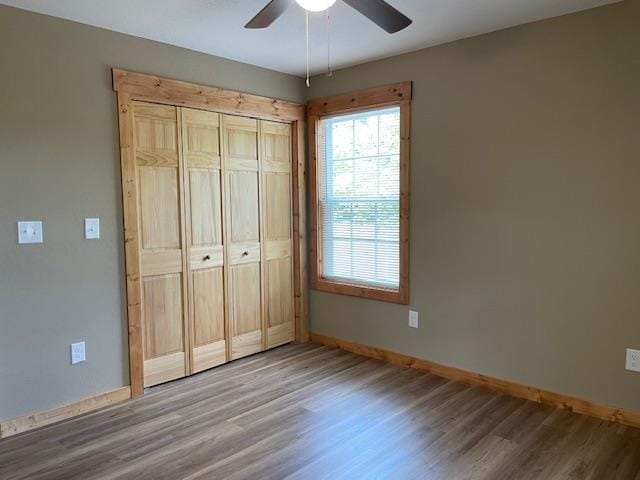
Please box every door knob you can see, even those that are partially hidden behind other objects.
[242,251,249,256]
[203,255,211,261]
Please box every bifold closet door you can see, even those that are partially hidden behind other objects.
[222,115,263,360]
[181,108,227,373]
[261,121,295,348]
[133,102,188,387]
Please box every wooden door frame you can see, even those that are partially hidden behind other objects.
[113,68,309,397]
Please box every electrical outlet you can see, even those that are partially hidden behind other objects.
[71,341,86,365]
[408,310,418,328]
[627,348,640,373]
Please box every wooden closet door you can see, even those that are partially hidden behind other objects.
[261,121,295,348]
[181,108,226,373]
[133,102,188,387]
[222,115,263,360]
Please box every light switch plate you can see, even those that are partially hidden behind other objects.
[71,341,86,364]
[627,348,640,373]
[409,310,419,328]
[85,218,100,240]
[17,221,43,244]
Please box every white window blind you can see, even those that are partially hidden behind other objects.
[318,106,401,289]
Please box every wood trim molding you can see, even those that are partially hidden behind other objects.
[0,387,131,439]
[310,333,640,429]
[398,100,410,305]
[307,81,412,116]
[113,68,309,395]
[113,69,305,122]
[308,82,411,305]
[292,119,310,342]
[116,91,145,397]
[311,277,405,304]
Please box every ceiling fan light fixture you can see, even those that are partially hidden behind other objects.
[295,0,337,13]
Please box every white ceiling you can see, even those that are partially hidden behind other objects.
[1,0,620,76]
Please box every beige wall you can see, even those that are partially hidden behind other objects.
[0,5,305,421]
[308,0,640,411]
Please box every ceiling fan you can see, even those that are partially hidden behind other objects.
[245,0,412,34]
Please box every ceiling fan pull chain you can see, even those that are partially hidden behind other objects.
[305,9,310,87]
[326,2,332,77]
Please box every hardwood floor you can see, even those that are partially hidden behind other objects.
[1,342,639,480]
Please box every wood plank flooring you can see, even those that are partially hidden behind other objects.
[1,342,639,480]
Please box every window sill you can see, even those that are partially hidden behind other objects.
[312,277,408,305]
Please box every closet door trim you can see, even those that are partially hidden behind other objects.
[113,69,304,123]
[114,69,308,397]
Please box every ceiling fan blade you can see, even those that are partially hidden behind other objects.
[245,0,296,29]
[342,0,412,34]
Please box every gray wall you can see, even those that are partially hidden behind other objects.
[308,0,640,411]
[0,5,305,421]
[2,0,639,422]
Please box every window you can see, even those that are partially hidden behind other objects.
[308,82,411,304]
[320,107,401,288]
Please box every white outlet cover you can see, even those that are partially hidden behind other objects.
[71,341,86,364]
[17,221,43,244]
[85,218,100,240]
[627,348,640,373]
[409,310,419,328]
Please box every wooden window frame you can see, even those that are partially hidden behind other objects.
[112,69,309,397]
[308,81,411,305]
